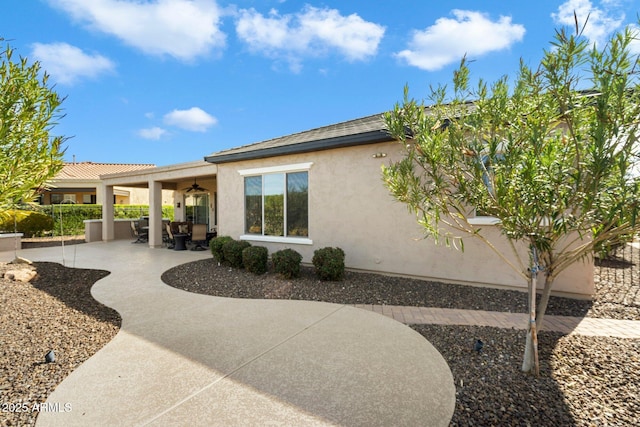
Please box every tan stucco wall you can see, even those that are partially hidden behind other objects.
[127,187,176,205]
[216,141,594,298]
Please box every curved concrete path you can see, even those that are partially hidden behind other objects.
[1,241,455,426]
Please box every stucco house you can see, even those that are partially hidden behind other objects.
[96,113,594,298]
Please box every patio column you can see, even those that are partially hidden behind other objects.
[102,184,115,241]
[148,180,163,248]
[95,185,103,205]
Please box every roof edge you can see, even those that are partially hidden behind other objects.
[205,130,394,164]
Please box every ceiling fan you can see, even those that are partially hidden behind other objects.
[184,179,209,192]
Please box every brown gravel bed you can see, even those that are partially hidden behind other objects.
[161,251,639,321]
[2,240,638,426]
[414,325,640,426]
[1,261,120,426]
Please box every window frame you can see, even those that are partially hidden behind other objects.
[239,163,313,245]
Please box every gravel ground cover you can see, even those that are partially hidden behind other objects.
[1,240,638,426]
[1,261,120,426]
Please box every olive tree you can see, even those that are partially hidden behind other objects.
[0,41,66,215]
[382,26,640,375]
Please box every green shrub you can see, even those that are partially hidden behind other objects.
[272,248,303,279]
[0,210,54,237]
[223,240,251,268]
[312,247,345,281]
[20,212,55,237]
[210,235,234,263]
[242,246,269,275]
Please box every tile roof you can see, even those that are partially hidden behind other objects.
[54,162,156,180]
[205,112,393,163]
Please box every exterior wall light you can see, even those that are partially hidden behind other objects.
[372,153,387,158]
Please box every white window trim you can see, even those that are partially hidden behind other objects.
[241,162,311,241]
[239,162,313,176]
[240,234,313,245]
[468,216,501,226]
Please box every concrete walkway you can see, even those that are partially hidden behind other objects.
[1,242,455,427]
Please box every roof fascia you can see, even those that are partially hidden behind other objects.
[205,130,394,164]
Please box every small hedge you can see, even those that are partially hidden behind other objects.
[312,247,345,281]
[210,235,234,264]
[242,246,269,275]
[223,240,252,268]
[272,248,303,279]
[0,210,54,237]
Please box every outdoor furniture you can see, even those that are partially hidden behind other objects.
[170,221,192,236]
[190,224,207,251]
[173,233,188,251]
[165,223,175,249]
[131,220,148,243]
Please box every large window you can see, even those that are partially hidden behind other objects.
[51,193,76,204]
[185,193,210,228]
[243,169,309,238]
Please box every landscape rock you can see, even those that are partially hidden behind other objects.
[4,268,36,283]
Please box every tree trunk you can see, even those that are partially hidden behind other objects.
[522,266,540,375]
[535,272,555,330]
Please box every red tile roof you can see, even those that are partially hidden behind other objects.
[54,162,156,180]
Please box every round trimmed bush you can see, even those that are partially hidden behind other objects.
[312,247,345,281]
[210,235,234,263]
[0,210,54,237]
[272,248,303,279]
[222,239,251,268]
[242,246,269,275]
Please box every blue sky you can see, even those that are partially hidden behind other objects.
[2,0,639,166]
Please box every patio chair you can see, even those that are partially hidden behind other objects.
[170,221,192,236]
[138,219,149,242]
[131,221,148,244]
[190,224,207,251]
[165,223,175,249]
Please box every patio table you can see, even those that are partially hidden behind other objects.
[173,233,188,251]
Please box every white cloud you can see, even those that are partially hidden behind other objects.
[30,42,115,85]
[552,0,624,46]
[395,10,525,71]
[236,5,385,71]
[163,107,217,132]
[47,0,226,61]
[138,127,168,140]
[629,24,640,54]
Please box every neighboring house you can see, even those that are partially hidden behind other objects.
[42,162,164,205]
[99,113,594,298]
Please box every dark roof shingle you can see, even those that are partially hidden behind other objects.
[205,113,392,163]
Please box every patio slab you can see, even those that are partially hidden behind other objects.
[1,241,455,426]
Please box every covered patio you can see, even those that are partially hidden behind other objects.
[95,160,218,248]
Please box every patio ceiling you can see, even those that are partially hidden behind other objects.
[99,160,217,190]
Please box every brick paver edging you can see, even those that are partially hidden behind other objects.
[352,304,640,339]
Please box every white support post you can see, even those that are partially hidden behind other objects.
[102,184,115,241]
[149,180,163,248]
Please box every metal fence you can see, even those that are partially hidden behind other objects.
[594,239,639,306]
